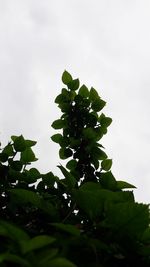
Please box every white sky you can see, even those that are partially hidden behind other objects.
[0,0,150,203]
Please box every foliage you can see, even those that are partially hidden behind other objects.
[0,71,150,266]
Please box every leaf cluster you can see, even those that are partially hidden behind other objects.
[0,71,149,266]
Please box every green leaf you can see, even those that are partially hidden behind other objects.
[141,228,150,242]
[0,220,29,242]
[10,189,42,207]
[73,185,103,219]
[91,98,106,112]
[21,235,56,254]
[100,171,117,191]
[58,165,76,189]
[99,113,112,127]
[37,249,58,267]
[0,152,8,162]
[105,202,149,238]
[25,139,37,147]
[51,223,80,236]
[83,127,97,140]
[117,181,136,189]
[3,143,14,156]
[51,119,65,129]
[69,138,81,148]
[0,253,31,266]
[27,168,41,180]
[21,147,38,163]
[62,70,73,85]
[116,190,135,202]
[91,158,99,169]
[79,85,89,98]
[68,79,80,91]
[101,159,112,171]
[59,148,72,159]
[10,160,23,171]
[14,135,26,152]
[59,136,70,147]
[48,258,76,267]
[89,87,99,101]
[80,182,102,191]
[11,135,18,141]
[66,159,77,170]
[51,134,63,144]
[91,147,107,160]
[42,172,58,187]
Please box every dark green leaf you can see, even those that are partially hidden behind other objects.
[21,235,56,254]
[80,182,102,191]
[0,153,8,162]
[10,189,42,207]
[3,143,14,156]
[83,127,97,140]
[101,159,112,171]
[59,136,70,147]
[37,249,58,267]
[51,134,63,144]
[11,135,18,142]
[73,186,103,219]
[62,70,73,85]
[79,85,89,98]
[89,87,99,101]
[68,79,80,91]
[91,147,107,160]
[48,258,76,267]
[27,168,41,180]
[117,181,136,189]
[105,202,149,238]
[42,172,58,187]
[51,223,80,236]
[25,140,37,147]
[59,148,72,159]
[69,138,81,148]
[141,228,150,242]
[21,148,38,163]
[0,220,29,242]
[92,158,99,169]
[10,160,23,171]
[14,135,26,152]
[91,98,106,112]
[51,119,65,129]
[100,171,117,191]
[58,165,76,189]
[99,113,112,127]
[101,126,107,135]
[0,253,31,266]
[66,159,77,170]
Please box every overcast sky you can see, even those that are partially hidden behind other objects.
[1,0,150,203]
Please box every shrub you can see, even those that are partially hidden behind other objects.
[0,71,150,266]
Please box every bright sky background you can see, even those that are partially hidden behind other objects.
[1,0,150,203]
